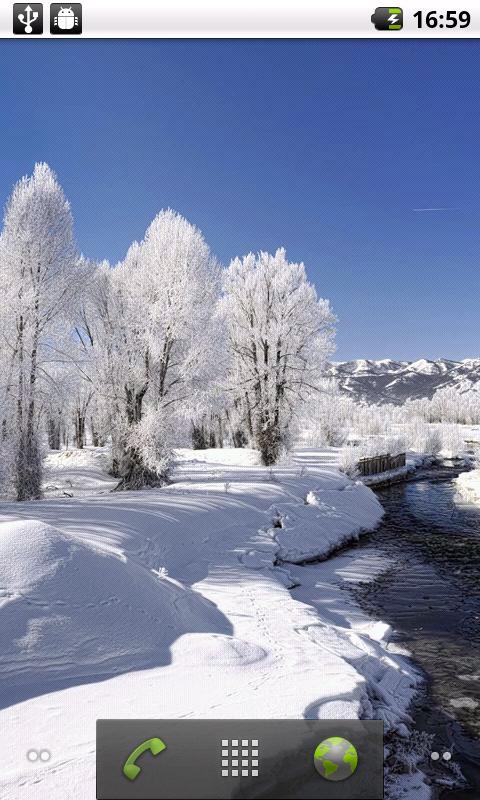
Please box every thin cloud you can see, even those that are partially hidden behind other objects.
[412,207,461,212]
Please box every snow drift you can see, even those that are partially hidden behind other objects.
[456,469,480,506]
[0,519,227,701]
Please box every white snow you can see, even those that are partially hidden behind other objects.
[455,469,480,505]
[406,359,439,375]
[0,446,424,799]
[0,519,224,696]
[43,447,117,497]
[328,359,408,376]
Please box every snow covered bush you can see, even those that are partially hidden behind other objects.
[357,409,385,436]
[351,403,400,438]
[440,424,465,458]
[424,426,444,456]
[382,435,407,457]
[358,436,405,459]
[318,420,346,447]
[299,380,353,447]
[406,417,465,457]
[339,445,360,478]
[407,420,442,456]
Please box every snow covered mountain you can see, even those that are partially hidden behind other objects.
[327,358,480,404]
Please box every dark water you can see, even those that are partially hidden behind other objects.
[350,468,480,798]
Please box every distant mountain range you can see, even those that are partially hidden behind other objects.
[326,358,480,404]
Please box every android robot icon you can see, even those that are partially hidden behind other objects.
[55,7,77,29]
[50,3,82,34]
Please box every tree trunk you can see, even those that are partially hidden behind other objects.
[23,315,42,499]
[216,415,224,448]
[73,409,86,448]
[114,443,166,491]
[115,381,162,490]
[90,418,104,448]
[256,418,281,466]
[192,423,208,449]
[233,428,248,448]
[244,392,254,438]
[15,314,26,501]
[2,344,19,442]
[47,415,61,450]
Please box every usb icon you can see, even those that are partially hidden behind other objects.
[13,3,44,34]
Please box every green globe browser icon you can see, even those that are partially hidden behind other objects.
[313,737,358,782]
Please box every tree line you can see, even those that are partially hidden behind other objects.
[0,164,336,500]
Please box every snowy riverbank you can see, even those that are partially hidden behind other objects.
[456,469,480,505]
[0,447,424,799]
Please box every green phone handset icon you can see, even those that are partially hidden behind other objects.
[122,737,167,781]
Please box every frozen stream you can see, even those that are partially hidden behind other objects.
[350,468,480,798]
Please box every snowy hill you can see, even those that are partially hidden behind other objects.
[0,519,223,704]
[327,358,480,404]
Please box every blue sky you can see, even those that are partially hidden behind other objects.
[1,40,479,360]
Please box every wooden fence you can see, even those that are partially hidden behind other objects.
[357,452,406,477]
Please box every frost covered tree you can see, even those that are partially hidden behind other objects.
[299,379,355,447]
[89,210,221,488]
[411,386,480,425]
[220,248,336,464]
[0,163,79,499]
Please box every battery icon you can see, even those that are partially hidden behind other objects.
[371,7,403,30]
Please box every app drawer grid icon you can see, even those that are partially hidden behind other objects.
[221,738,259,777]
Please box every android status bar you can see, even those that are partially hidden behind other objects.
[1,1,478,37]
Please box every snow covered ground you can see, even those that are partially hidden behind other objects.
[456,469,480,505]
[0,446,424,799]
[43,447,118,497]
